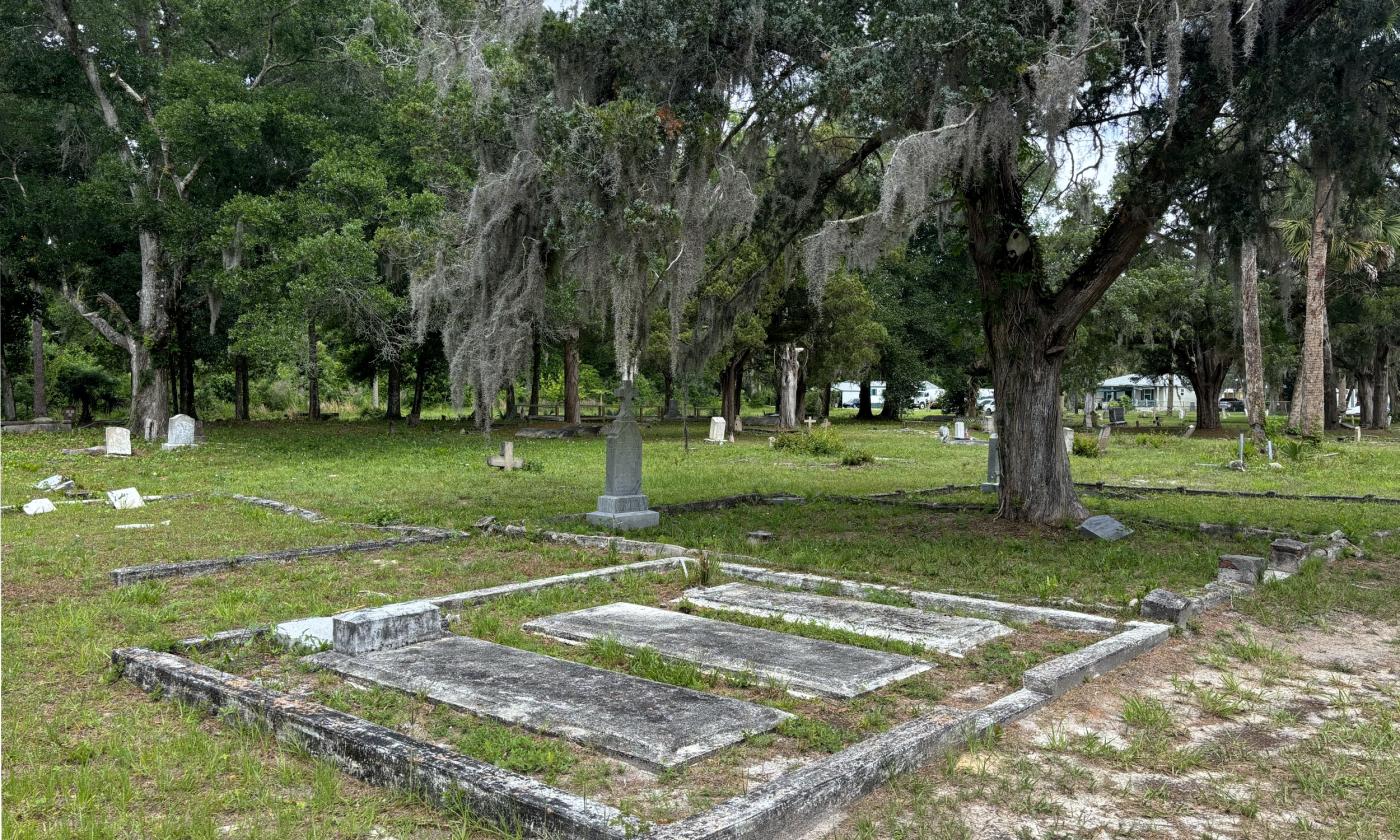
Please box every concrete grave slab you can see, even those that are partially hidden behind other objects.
[525,603,931,698]
[678,582,1013,657]
[308,635,788,771]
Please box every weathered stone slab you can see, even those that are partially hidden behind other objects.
[1078,514,1132,541]
[1269,538,1308,573]
[113,647,634,839]
[107,487,145,510]
[1139,588,1197,625]
[1021,621,1169,697]
[309,635,788,771]
[333,600,443,654]
[525,603,930,698]
[678,583,1012,657]
[1217,554,1265,585]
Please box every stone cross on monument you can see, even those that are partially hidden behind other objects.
[586,380,659,530]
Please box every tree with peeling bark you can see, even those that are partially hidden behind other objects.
[800,0,1357,522]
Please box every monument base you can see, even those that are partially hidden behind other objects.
[586,509,660,530]
[161,443,197,451]
[587,495,659,530]
[980,482,999,493]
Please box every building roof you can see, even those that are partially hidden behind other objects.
[1099,374,1190,389]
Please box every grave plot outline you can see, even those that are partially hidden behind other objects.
[114,555,1170,840]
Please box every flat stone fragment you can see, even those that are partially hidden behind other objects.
[1078,514,1133,541]
[1021,621,1169,697]
[22,498,56,515]
[525,603,931,698]
[275,616,334,650]
[1139,588,1197,626]
[107,487,145,510]
[309,635,788,771]
[679,583,1012,657]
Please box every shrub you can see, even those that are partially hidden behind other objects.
[1072,435,1100,458]
[773,426,844,456]
[840,449,874,466]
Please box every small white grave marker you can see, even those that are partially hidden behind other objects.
[104,427,132,456]
[107,487,145,510]
[34,474,67,491]
[486,441,523,471]
[803,417,816,431]
[953,421,967,440]
[1063,427,1075,454]
[705,416,727,445]
[22,498,56,516]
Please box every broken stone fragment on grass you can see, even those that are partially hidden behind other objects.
[22,498,56,516]
[1078,514,1132,541]
[1269,538,1308,573]
[33,474,66,491]
[1139,588,1196,625]
[1262,569,1292,583]
[1217,554,1265,585]
[106,487,145,510]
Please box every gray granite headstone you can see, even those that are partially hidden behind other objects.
[1078,514,1132,541]
[105,426,132,456]
[162,414,197,450]
[586,381,658,530]
[982,435,1000,492]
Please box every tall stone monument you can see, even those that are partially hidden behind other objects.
[586,381,659,530]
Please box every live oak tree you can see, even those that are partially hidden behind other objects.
[802,0,1348,522]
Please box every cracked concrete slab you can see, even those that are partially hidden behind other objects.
[308,635,789,771]
[525,603,931,698]
[677,582,1013,657]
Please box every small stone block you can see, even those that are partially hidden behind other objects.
[1262,569,1292,583]
[1078,514,1132,541]
[746,530,774,545]
[1139,588,1196,626]
[1022,622,1169,697]
[1217,554,1265,584]
[107,487,145,510]
[332,600,443,655]
[585,508,659,531]
[274,616,334,650]
[1269,538,1308,573]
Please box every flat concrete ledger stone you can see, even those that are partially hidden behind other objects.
[308,635,788,771]
[678,582,1013,657]
[274,616,334,650]
[525,603,931,698]
[113,648,633,840]
[104,426,132,456]
[1021,621,1170,697]
[333,600,443,655]
[1078,514,1133,541]
[713,562,1122,634]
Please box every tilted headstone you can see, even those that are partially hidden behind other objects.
[705,416,727,444]
[104,426,132,456]
[586,381,659,530]
[107,487,145,510]
[486,441,523,470]
[1096,426,1112,452]
[1078,514,1133,541]
[162,414,197,450]
[34,474,67,491]
[1182,424,1195,439]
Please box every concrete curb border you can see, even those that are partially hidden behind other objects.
[112,647,634,839]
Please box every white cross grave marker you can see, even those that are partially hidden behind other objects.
[486,441,523,471]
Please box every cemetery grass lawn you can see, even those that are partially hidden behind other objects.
[3,419,1399,837]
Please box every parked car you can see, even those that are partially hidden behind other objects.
[1218,398,1245,412]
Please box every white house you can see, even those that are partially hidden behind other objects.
[1097,374,1196,410]
[832,381,944,409]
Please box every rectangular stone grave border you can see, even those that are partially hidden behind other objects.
[230,494,327,522]
[1074,481,1400,506]
[112,554,1169,840]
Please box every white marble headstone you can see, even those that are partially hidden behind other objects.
[107,487,145,510]
[163,413,196,449]
[706,416,726,443]
[953,421,967,440]
[104,426,132,456]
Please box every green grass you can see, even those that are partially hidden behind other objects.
[4,417,1399,837]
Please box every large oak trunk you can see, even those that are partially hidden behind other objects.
[720,350,746,431]
[233,354,250,420]
[1,352,16,420]
[563,334,580,424]
[856,379,874,419]
[129,344,170,439]
[777,343,801,429]
[31,314,48,418]
[1371,342,1391,429]
[1239,241,1267,445]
